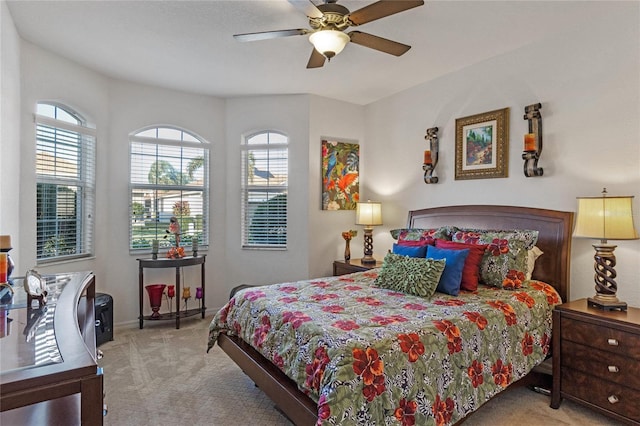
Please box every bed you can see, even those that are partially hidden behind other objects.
[208,205,573,425]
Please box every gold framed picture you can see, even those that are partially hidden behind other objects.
[455,107,509,180]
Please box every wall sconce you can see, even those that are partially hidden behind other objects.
[522,103,543,177]
[423,127,439,184]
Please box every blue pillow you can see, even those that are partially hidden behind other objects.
[392,243,427,258]
[426,245,470,296]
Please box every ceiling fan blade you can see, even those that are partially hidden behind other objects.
[349,31,411,56]
[349,0,424,26]
[307,48,326,68]
[288,0,324,18]
[234,29,308,42]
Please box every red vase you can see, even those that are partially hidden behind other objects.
[145,284,166,319]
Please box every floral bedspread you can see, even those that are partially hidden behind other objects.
[208,269,561,426]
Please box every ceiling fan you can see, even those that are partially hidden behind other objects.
[233,0,425,68]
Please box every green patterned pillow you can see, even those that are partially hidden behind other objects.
[479,239,529,289]
[374,252,446,297]
[452,228,539,250]
[390,226,457,245]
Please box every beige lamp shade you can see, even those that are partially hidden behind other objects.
[574,195,638,241]
[356,201,382,226]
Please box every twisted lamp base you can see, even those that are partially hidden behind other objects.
[588,244,627,311]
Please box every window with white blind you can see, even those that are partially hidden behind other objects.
[241,131,288,248]
[35,102,96,262]
[129,127,209,252]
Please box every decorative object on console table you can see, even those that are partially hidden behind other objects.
[551,299,640,423]
[192,236,198,257]
[151,239,159,260]
[455,107,509,180]
[333,258,383,276]
[522,103,543,177]
[573,188,638,311]
[145,284,166,319]
[356,201,383,264]
[423,127,439,184]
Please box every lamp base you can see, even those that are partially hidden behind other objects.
[361,255,377,264]
[587,295,627,312]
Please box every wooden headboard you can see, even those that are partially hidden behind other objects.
[408,205,574,302]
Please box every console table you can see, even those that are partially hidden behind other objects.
[137,255,206,329]
[0,271,103,425]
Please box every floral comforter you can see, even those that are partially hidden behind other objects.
[208,269,561,426]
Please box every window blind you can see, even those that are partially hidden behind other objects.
[241,131,288,248]
[129,128,209,252]
[35,105,95,262]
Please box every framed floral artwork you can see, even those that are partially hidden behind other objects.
[321,140,359,210]
[455,107,509,180]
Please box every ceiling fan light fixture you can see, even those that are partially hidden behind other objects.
[309,29,349,59]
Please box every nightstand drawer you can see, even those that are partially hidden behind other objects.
[562,340,640,389]
[562,368,640,421]
[561,318,640,360]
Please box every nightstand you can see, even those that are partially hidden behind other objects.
[333,258,382,276]
[551,299,640,424]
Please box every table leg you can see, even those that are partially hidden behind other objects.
[200,262,206,318]
[138,264,144,329]
[175,266,181,329]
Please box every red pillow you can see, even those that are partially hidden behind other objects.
[397,239,433,247]
[435,239,487,291]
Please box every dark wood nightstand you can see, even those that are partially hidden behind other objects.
[333,258,382,276]
[551,299,640,424]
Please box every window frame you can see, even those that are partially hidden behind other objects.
[241,130,289,250]
[128,126,210,254]
[35,102,96,264]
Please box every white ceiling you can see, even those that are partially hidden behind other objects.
[6,0,610,105]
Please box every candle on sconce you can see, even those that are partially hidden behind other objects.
[183,287,191,300]
[524,133,536,152]
[423,150,433,165]
[195,287,203,300]
[167,285,175,298]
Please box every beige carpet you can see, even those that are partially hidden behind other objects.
[99,316,622,426]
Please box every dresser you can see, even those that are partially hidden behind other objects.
[0,271,103,425]
[551,299,640,424]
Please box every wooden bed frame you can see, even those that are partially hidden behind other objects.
[217,205,574,426]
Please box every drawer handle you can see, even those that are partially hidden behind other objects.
[608,395,619,404]
[608,365,619,373]
[607,338,619,346]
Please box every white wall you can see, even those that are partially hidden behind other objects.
[4,1,639,324]
[363,3,640,306]
[308,95,365,278]
[0,1,21,270]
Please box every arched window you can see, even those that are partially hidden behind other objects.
[241,131,288,248]
[35,102,96,262]
[129,127,209,251]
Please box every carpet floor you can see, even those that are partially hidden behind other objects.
[99,316,623,426]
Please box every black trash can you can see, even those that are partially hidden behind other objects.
[95,293,114,347]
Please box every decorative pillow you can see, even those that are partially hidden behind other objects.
[452,228,539,250]
[435,239,488,292]
[526,246,544,280]
[390,226,457,246]
[392,243,428,258]
[426,245,469,296]
[374,252,445,298]
[478,239,529,289]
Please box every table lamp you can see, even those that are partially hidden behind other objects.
[356,201,382,264]
[573,188,638,311]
